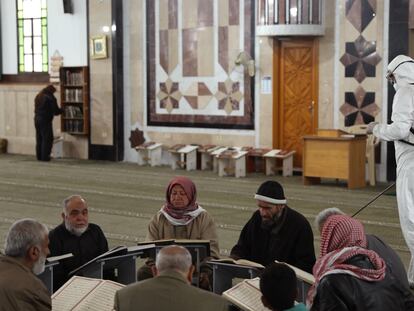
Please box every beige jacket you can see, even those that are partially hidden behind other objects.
[146,209,220,258]
[0,255,51,311]
[114,270,228,311]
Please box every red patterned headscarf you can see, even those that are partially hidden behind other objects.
[307,215,386,308]
[161,176,203,225]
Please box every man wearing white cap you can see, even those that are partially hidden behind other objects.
[230,180,315,273]
[367,54,414,287]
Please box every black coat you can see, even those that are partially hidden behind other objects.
[311,255,414,311]
[48,223,109,291]
[230,207,316,273]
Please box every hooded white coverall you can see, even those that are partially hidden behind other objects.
[373,55,414,284]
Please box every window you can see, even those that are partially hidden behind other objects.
[16,0,48,73]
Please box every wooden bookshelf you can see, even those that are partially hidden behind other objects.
[60,66,89,135]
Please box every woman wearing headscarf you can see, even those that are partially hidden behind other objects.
[307,214,414,311]
[138,176,219,287]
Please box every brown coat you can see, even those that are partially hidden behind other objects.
[146,209,220,258]
[0,255,51,311]
[114,271,228,311]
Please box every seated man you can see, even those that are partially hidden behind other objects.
[0,218,51,311]
[48,195,110,290]
[114,245,229,311]
[230,181,315,273]
[315,207,409,289]
[308,214,414,311]
[260,262,306,311]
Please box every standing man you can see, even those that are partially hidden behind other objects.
[114,245,229,311]
[367,55,414,287]
[230,180,316,273]
[0,218,51,311]
[34,84,62,161]
[48,195,110,290]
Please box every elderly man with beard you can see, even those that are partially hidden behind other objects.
[230,181,315,273]
[48,195,110,291]
[0,218,51,311]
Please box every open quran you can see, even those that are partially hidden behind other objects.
[52,276,124,311]
[222,277,271,311]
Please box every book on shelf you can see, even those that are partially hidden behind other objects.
[52,276,124,311]
[222,277,271,311]
[208,258,264,269]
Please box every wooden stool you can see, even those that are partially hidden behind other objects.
[217,149,248,178]
[210,147,229,172]
[264,150,295,177]
[169,145,199,171]
[198,145,221,170]
[135,142,163,166]
[246,148,271,173]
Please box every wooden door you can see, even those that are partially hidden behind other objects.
[273,38,318,168]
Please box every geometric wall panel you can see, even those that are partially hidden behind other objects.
[146,0,254,129]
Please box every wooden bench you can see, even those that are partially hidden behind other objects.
[217,148,248,178]
[198,145,221,170]
[169,144,198,171]
[135,142,163,166]
[263,150,295,177]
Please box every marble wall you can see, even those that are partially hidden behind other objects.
[338,0,383,128]
[146,0,254,129]
[89,0,114,146]
[0,85,87,158]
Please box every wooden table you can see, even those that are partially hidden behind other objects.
[217,149,248,178]
[169,145,199,171]
[302,131,366,189]
[135,142,163,166]
[263,150,295,177]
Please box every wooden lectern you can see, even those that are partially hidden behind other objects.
[302,129,367,189]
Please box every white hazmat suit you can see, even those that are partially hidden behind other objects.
[372,55,414,285]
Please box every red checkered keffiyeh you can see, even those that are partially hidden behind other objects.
[306,215,386,308]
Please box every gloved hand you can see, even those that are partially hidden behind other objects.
[366,122,378,134]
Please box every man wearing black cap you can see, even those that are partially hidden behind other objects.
[230,180,315,273]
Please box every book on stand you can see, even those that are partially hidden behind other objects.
[222,277,271,311]
[52,276,124,311]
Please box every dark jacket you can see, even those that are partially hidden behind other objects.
[311,255,414,311]
[34,89,61,122]
[48,223,109,291]
[366,234,409,289]
[230,207,316,273]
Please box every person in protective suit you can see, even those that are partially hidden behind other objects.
[367,54,414,287]
[34,84,62,161]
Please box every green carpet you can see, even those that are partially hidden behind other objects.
[0,154,409,268]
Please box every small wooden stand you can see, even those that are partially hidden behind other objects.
[169,145,199,171]
[217,150,248,178]
[135,142,162,167]
[263,150,295,177]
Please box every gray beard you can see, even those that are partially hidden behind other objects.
[65,220,88,237]
[32,254,46,275]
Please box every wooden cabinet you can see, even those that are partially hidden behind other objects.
[302,129,367,189]
[60,66,89,135]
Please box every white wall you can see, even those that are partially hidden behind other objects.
[0,0,87,74]
[1,0,18,74]
[48,0,87,66]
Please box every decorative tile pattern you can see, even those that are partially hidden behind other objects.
[129,129,145,148]
[157,78,182,113]
[340,86,380,126]
[215,78,243,115]
[346,0,376,33]
[182,0,214,76]
[183,82,213,109]
[146,0,254,128]
[340,35,381,83]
